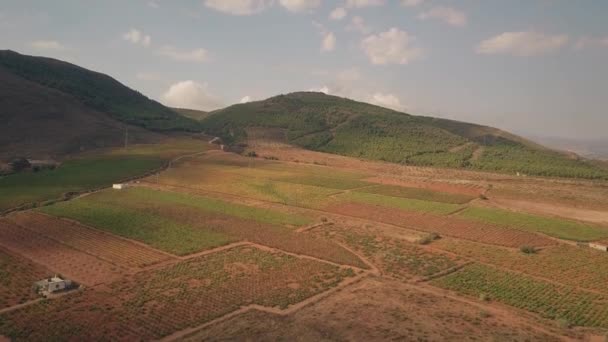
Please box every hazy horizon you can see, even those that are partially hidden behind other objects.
[1,0,607,140]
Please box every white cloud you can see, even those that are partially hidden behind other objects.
[401,0,424,7]
[370,92,406,111]
[361,28,423,65]
[122,28,151,47]
[476,31,569,56]
[418,6,467,27]
[321,32,336,52]
[309,85,330,94]
[158,46,209,63]
[347,16,372,34]
[345,0,384,8]
[29,40,66,51]
[337,67,361,82]
[329,7,347,20]
[161,81,223,111]
[279,0,321,13]
[148,1,159,8]
[575,36,608,50]
[240,95,252,103]
[204,0,272,15]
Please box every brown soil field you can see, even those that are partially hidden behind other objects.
[183,278,573,342]
[0,248,49,309]
[0,219,126,286]
[0,246,358,341]
[364,176,485,196]
[326,202,557,248]
[7,212,174,269]
[486,198,608,225]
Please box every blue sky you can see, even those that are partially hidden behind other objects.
[1,0,607,140]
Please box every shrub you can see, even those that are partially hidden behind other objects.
[320,217,328,223]
[246,151,258,158]
[479,293,490,302]
[520,245,537,254]
[556,318,571,329]
[418,232,441,245]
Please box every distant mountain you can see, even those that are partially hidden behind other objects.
[171,108,210,121]
[530,136,608,161]
[0,50,200,159]
[201,92,608,180]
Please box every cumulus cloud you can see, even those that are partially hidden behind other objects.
[575,36,608,50]
[309,85,330,94]
[279,0,321,13]
[161,81,223,111]
[401,0,424,7]
[240,95,252,103]
[321,32,336,52]
[347,16,372,34]
[345,0,384,8]
[418,6,467,27]
[29,40,66,51]
[476,31,569,56]
[158,46,209,63]
[370,92,406,111]
[123,28,151,47]
[361,28,423,65]
[329,7,347,20]
[204,0,272,15]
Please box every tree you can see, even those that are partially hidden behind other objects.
[10,157,31,172]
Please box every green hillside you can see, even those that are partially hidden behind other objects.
[201,92,608,180]
[0,50,200,132]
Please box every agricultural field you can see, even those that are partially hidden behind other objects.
[435,239,608,295]
[325,202,556,248]
[0,246,358,341]
[458,206,608,241]
[0,219,125,286]
[0,248,49,309]
[321,225,463,281]
[432,263,608,329]
[6,211,173,268]
[0,138,207,212]
[354,184,477,204]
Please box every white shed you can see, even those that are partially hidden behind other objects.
[112,183,128,190]
[35,275,73,294]
[589,242,608,252]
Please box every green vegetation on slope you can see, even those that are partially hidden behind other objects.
[0,50,200,131]
[356,185,476,204]
[201,91,608,180]
[458,206,608,241]
[336,191,462,215]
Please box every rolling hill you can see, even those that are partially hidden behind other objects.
[0,50,200,160]
[200,92,608,180]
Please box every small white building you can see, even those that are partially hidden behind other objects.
[35,275,73,295]
[589,242,608,252]
[112,183,128,190]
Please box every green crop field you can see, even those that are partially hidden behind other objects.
[458,206,608,241]
[334,191,462,215]
[355,184,476,204]
[38,196,236,255]
[0,138,207,213]
[275,175,371,190]
[436,239,608,295]
[432,263,608,328]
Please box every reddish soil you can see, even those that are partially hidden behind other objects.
[0,248,49,309]
[364,176,485,196]
[325,202,557,248]
[8,212,173,268]
[0,219,126,286]
[185,278,572,342]
[485,198,608,225]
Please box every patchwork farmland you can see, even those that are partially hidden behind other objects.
[2,144,608,341]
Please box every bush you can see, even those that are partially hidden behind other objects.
[320,217,328,223]
[418,232,441,245]
[479,293,490,302]
[520,245,537,254]
[10,157,31,172]
[246,151,258,158]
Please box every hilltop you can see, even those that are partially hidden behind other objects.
[0,50,200,159]
[201,92,608,179]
